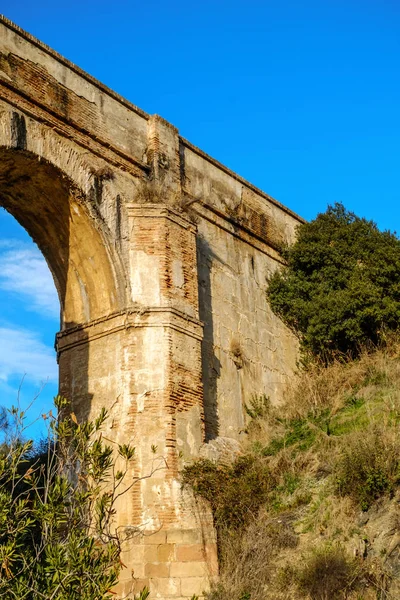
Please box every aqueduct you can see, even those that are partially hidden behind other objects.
[0,16,302,598]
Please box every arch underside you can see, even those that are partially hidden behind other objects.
[0,147,123,328]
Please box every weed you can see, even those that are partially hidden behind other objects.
[134,179,199,222]
[282,472,300,495]
[343,395,365,410]
[293,544,361,600]
[206,515,297,600]
[335,427,400,510]
[363,365,390,387]
[262,417,317,456]
[245,395,270,420]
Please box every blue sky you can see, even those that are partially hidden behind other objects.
[0,1,399,436]
[0,210,58,437]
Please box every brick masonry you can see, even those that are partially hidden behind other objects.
[0,16,303,599]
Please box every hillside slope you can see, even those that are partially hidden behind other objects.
[184,339,400,599]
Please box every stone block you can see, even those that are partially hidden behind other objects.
[150,576,181,598]
[167,529,202,544]
[170,561,207,578]
[122,542,145,562]
[143,530,167,544]
[175,544,204,562]
[204,543,219,576]
[158,543,175,562]
[131,578,150,595]
[130,562,146,578]
[143,544,158,562]
[180,576,209,597]
[145,562,170,578]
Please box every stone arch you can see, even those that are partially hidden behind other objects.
[0,146,126,328]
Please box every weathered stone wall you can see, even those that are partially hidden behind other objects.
[0,15,303,599]
[180,142,301,439]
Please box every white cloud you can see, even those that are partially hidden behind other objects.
[0,240,59,320]
[0,326,57,384]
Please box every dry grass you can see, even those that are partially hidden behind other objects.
[134,179,199,222]
[285,543,376,600]
[207,513,298,600]
[285,336,400,420]
[245,336,400,460]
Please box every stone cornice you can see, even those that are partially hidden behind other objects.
[56,307,203,354]
[180,137,305,224]
[0,76,149,178]
[191,198,287,264]
[127,204,197,232]
[0,15,149,121]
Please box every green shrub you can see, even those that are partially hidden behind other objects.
[335,427,400,510]
[244,394,271,419]
[0,397,138,599]
[293,544,360,600]
[267,203,400,361]
[262,416,317,456]
[182,455,275,530]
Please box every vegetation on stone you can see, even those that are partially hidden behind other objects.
[267,203,400,361]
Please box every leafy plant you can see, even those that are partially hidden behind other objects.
[267,203,400,361]
[262,417,317,456]
[335,427,400,510]
[0,396,140,599]
[182,455,274,530]
[244,395,270,420]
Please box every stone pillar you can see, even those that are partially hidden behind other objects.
[126,203,217,598]
[56,203,218,599]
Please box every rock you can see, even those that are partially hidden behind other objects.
[199,436,243,465]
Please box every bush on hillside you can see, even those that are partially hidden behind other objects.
[290,544,361,600]
[335,427,400,510]
[267,203,400,361]
[182,455,275,530]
